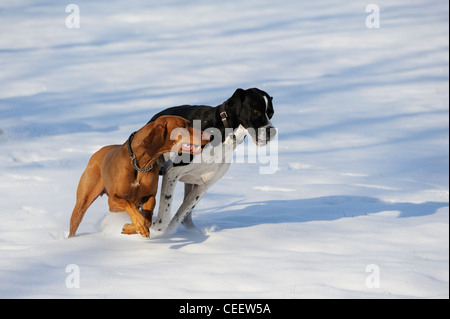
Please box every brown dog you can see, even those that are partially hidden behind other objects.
[68,115,209,238]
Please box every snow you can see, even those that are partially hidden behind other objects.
[0,0,448,298]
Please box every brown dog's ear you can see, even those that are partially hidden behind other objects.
[142,118,183,165]
[142,123,167,154]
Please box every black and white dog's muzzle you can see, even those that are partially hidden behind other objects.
[248,123,277,146]
[250,95,277,146]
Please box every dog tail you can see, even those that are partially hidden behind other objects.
[68,151,106,238]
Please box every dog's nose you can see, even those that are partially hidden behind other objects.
[258,124,277,142]
[255,124,276,145]
[265,125,277,141]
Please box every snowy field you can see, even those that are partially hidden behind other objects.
[0,0,448,299]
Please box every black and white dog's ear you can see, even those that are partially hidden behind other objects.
[226,88,245,116]
[231,88,245,104]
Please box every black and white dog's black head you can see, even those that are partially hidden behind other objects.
[225,88,276,146]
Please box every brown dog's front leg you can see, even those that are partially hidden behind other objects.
[141,195,155,224]
[108,196,150,238]
[122,197,155,237]
[122,196,156,237]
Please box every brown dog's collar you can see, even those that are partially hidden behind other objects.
[127,131,136,157]
[127,132,154,173]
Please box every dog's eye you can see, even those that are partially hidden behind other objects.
[253,109,260,115]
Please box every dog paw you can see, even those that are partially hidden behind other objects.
[122,223,138,235]
[122,223,149,238]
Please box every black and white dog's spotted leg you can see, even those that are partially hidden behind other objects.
[151,168,181,232]
[181,183,196,229]
[166,184,208,235]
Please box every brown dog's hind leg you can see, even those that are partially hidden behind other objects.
[68,165,105,238]
[69,146,116,238]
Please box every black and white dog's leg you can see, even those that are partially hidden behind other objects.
[181,183,196,229]
[166,184,208,234]
[151,169,180,232]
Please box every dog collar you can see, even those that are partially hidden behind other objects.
[219,102,230,129]
[127,131,154,173]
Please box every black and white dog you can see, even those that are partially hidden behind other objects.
[149,88,276,234]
